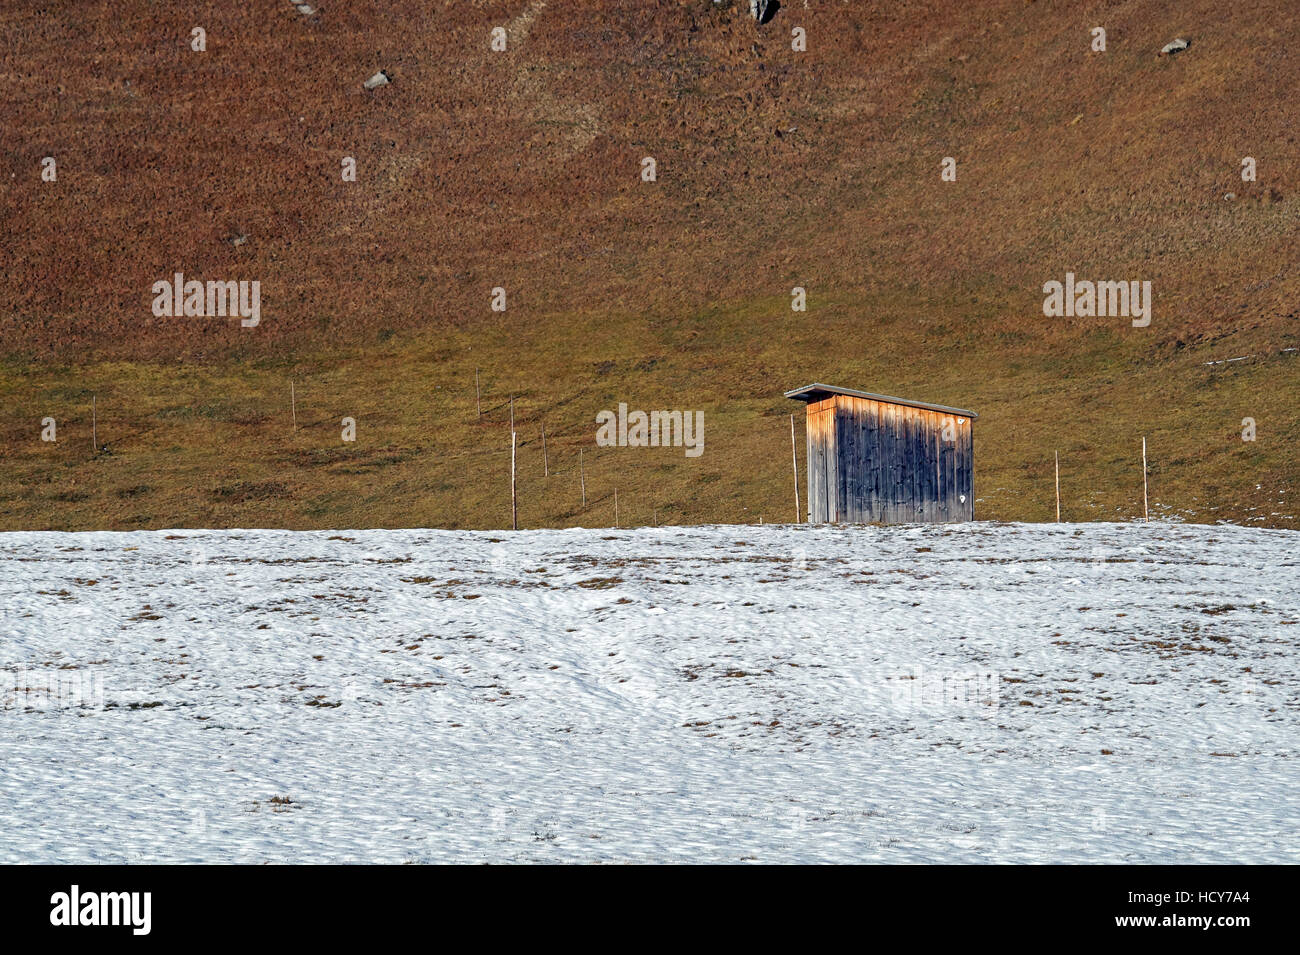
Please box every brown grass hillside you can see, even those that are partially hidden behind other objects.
[1,0,1297,531]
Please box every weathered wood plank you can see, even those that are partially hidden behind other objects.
[901,406,915,522]
[852,398,868,522]
[805,413,813,520]
[961,417,975,520]
[862,399,877,521]
[921,409,936,523]
[825,404,840,521]
[860,399,875,521]
[947,417,959,521]
[952,416,967,521]
[909,406,924,522]
[835,397,852,521]
[889,403,906,524]
[928,413,942,523]
[816,407,829,522]
[918,408,934,522]
[807,408,823,521]
[936,412,948,522]
[966,419,975,520]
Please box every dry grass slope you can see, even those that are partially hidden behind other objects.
[1,0,1296,530]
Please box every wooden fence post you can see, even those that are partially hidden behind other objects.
[1142,437,1149,522]
[475,368,482,421]
[91,395,97,453]
[1055,450,1060,522]
[580,449,586,507]
[542,423,548,477]
[511,430,518,530]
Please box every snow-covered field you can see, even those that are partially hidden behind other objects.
[1,521,1296,863]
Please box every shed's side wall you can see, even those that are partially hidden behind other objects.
[828,395,973,523]
[805,397,837,522]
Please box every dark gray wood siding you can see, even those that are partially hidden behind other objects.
[806,395,973,523]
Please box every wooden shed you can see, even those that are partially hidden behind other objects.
[786,383,977,524]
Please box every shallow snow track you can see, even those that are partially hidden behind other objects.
[1,522,1297,863]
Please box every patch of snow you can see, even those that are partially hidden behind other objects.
[1,522,1296,863]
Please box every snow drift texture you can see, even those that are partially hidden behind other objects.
[2,522,1296,862]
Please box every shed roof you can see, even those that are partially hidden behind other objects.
[784,383,978,420]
